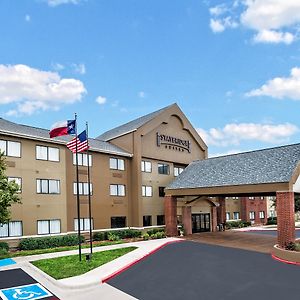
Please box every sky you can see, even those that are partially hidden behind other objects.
[1,0,300,157]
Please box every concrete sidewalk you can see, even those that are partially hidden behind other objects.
[0,237,181,299]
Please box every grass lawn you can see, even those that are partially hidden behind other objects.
[31,246,137,279]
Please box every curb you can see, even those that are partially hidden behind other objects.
[271,254,300,266]
[101,239,183,283]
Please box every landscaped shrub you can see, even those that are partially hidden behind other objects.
[19,235,85,250]
[142,233,150,240]
[146,228,165,236]
[285,242,296,251]
[225,220,251,229]
[0,241,9,252]
[266,217,277,225]
[151,231,166,239]
[107,232,120,241]
[93,231,108,241]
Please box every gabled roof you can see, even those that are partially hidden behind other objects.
[0,118,132,157]
[167,143,300,190]
[97,103,175,141]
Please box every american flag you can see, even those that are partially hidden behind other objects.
[67,130,89,153]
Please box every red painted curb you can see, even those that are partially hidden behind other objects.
[271,254,300,266]
[101,240,183,283]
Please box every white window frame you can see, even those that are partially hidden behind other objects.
[249,197,255,200]
[141,160,152,173]
[74,218,94,231]
[110,184,126,196]
[110,157,125,170]
[36,179,60,194]
[233,212,240,220]
[259,211,265,219]
[73,153,92,166]
[36,145,59,162]
[37,219,61,235]
[142,185,153,197]
[158,163,170,175]
[174,166,184,177]
[0,140,21,157]
[226,212,230,220]
[0,221,22,237]
[8,177,22,193]
[249,211,255,220]
[73,182,93,195]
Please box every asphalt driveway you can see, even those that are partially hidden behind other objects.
[108,241,300,300]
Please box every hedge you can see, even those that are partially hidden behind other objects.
[93,229,142,241]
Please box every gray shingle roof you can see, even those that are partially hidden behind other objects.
[97,104,175,141]
[167,143,300,189]
[0,118,132,157]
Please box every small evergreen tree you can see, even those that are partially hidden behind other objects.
[0,152,21,224]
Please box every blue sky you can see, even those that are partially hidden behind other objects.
[1,0,300,156]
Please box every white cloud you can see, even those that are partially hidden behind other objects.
[25,15,31,22]
[0,64,86,115]
[72,63,86,75]
[51,62,65,71]
[198,123,298,147]
[210,17,238,33]
[46,0,82,7]
[95,96,106,105]
[138,91,146,98]
[246,67,300,100]
[209,0,300,44]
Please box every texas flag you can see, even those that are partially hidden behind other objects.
[49,120,76,138]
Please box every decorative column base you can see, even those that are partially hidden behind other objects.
[182,206,192,235]
[164,196,178,236]
[276,191,295,248]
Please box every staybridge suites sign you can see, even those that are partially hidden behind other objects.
[156,132,191,153]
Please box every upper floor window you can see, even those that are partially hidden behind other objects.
[73,153,92,166]
[36,179,60,194]
[174,166,184,177]
[110,184,126,196]
[36,145,59,162]
[249,211,255,220]
[142,185,153,197]
[141,161,152,173]
[159,187,165,197]
[8,177,22,193]
[232,197,239,200]
[249,197,255,200]
[158,163,169,175]
[0,140,21,157]
[73,182,93,195]
[0,221,22,237]
[109,158,125,170]
[38,219,61,235]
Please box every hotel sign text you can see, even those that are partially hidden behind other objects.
[156,133,191,153]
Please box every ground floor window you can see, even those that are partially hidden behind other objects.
[259,211,265,219]
[157,215,165,225]
[233,212,240,220]
[38,219,61,235]
[143,215,152,227]
[249,211,255,220]
[74,218,94,231]
[111,216,126,228]
[226,212,230,220]
[0,221,22,237]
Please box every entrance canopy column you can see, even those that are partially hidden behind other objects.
[182,206,192,235]
[164,195,177,236]
[276,191,295,248]
[217,196,226,225]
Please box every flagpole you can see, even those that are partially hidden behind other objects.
[86,121,93,256]
[75,113,82,261]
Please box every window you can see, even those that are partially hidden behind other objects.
[0,221,22,237]
[110,184,126,196]
[174,166,184,177]
[73,153,92,166]
[157,215,165,225]
[159,187,165,197]
[8,177,22,193]
[141,161,152,173]
[233,212,240,220]
[110,158,125,170]
[232,197,239,200]
[158,163,169,175]
[143,215,152,227]
[0,140,21,157]
[111,216,126,228]
[249,197,255,200]
[73,182,93,195]
[259,211,265,219]
[36,179,60,194]
[36,145,59,162]
[142,185,152,197]
[249,211,255,220]
[74,218,94,231]
[38,220,61,235]
[226,212,230,220]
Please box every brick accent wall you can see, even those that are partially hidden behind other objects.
[217,196,226,224]
[164,196,178,236]
[276,191,295,248]
[182,206,192,235]
[240,197,267,224]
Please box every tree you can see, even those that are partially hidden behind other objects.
[0,152,21,224]
[271,195,300,213]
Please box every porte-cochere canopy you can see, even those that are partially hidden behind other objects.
[165,143,300,248]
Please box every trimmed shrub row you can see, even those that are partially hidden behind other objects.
[19,235,85,250]
[93,229,142,242]
[226,220,251,229]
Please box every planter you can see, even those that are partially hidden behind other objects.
[272,244,300,265]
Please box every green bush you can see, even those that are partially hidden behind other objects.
[0,248,8,258]
[226,220,251,229]
[142,233,150,240]
[19,235,85,250]
[147,228,165,236]
[266,217,277,225]
[286,242,296,251]
[0,241,9,252]
[107,232,120,241]
[93,231,107,241]
[151,231,166,239]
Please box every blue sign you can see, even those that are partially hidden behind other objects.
[0,283,52,300]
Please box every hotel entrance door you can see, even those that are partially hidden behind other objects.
[192,213,210,233]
